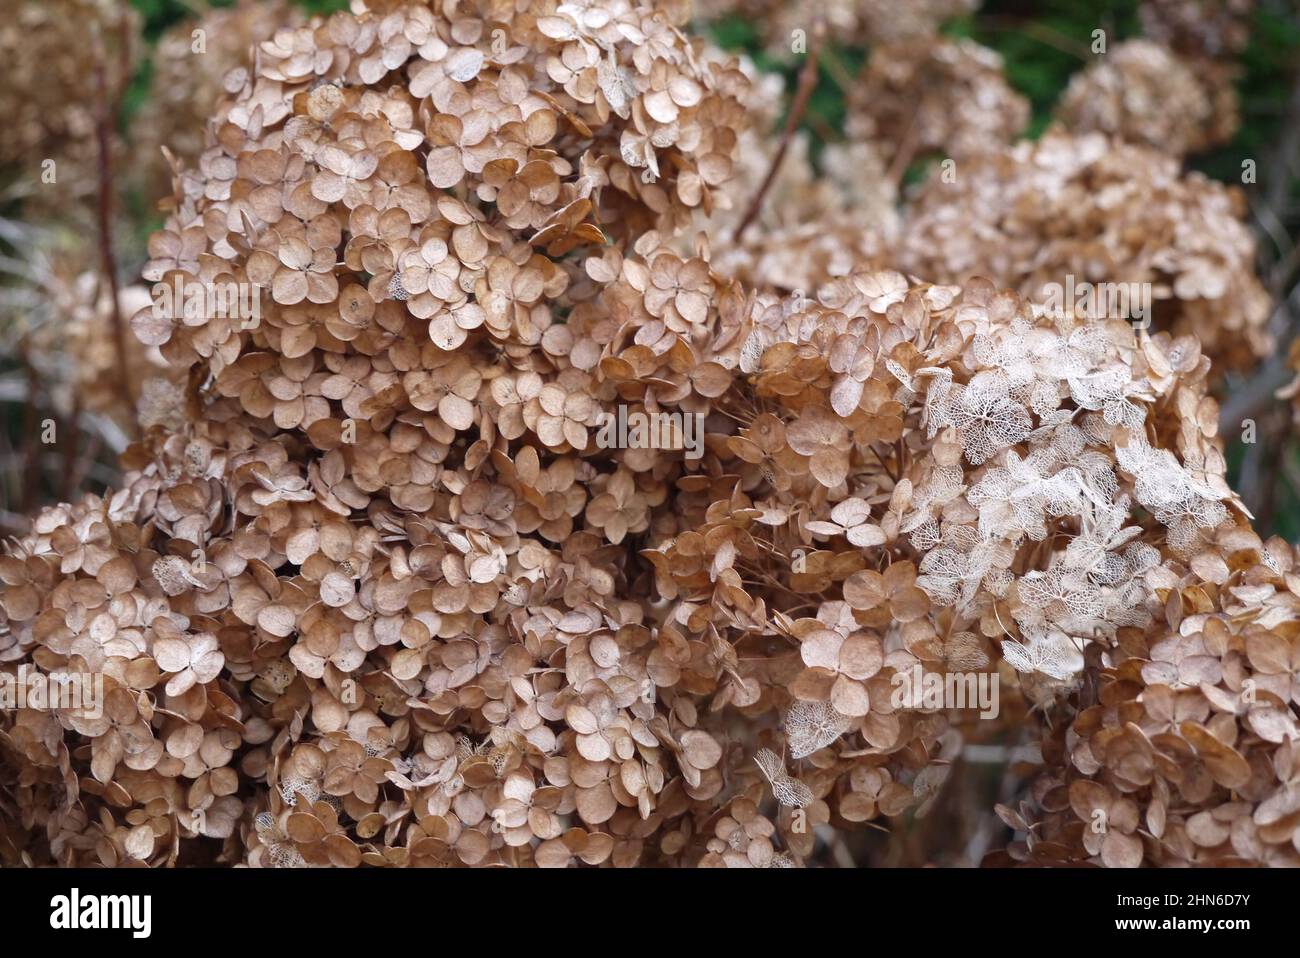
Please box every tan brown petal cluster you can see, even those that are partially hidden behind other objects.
[133,0,303,197]
[3,231,1245,868]
[701,60,899,293]
[1139,0,1255,59]
[1,0,1289,872]
[853,0,979,44]
[0,0,137,213]
[847,38,1029,170]
[2,223,170,432]
[1005,530,1300,867]
[898,131,1272,373]
[1054,40,1237,156]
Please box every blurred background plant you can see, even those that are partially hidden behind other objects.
[0,0,1297,866]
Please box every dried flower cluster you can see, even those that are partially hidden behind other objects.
[0,226,163,432]
[37,264,164,428]
[134,0,303,194]
[898,131,1271,373]
[1,0,1292,872]
[0,0,137,212]
[850,0,979,45]
[846,38,1029,170]
[1054,40,1238,156]
[1132,0,1251,145]
[1,236,1247,868]
[1139,0,1255,59]
[700,64,898,294]
[706,138,897,294]
[1005,530,1300,867]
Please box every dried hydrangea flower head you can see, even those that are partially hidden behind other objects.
[0,0,1283,871]
[898,130,1271,373]
[854,0,979,44]
[32,254,166,429]
[847,37,1029,170]
[0,223,167,436]
[0,0,137,214]
[0,245,1249,868]
[1013,531,1300,867]
[1140,0,1255,59]
[132,0,752,377]
[1054,40,1238,156]
[134,0,302,195]
[702,57,898,292]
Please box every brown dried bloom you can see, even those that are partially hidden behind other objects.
[0,0,138,213]
[1054,40,1237,155]
[702,58,899,293]
[847,37,1029,169]
[41,262,169,428]
[898,131,1271,373]
[134,0,303,197]
[1140,0,1255,59]
[0,246,1255,866]
[1011,531,1300,867]
[0,0,1285,873]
